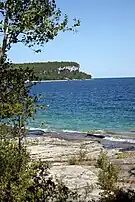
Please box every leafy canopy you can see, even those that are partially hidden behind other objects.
[0,0,80,125]
[0,0,80,53]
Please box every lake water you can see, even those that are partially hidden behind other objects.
[29,78,135,135]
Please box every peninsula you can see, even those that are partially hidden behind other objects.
[13,61,92,81]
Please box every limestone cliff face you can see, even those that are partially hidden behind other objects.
[58,65,79,72]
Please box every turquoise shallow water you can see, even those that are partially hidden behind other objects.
[29,78,135,134]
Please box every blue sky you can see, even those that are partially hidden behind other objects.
[8,0,135,78]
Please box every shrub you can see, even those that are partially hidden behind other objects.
[68,144,90,165]
[26,161,78,202]
[78,144,87,162]
[96,150,119,201]
[98,161,119,191]
[96,150,109,170]
[116,152,135,159]
[0,140,31,201]
[96,151,135,202]
[68,155,78,165]
[0,139,79,202]
[98,189,135,202]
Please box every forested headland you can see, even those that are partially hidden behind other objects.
[13,61,92,80]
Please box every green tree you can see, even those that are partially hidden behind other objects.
[0,0,80,145]
[0,0,80,57]
[13,62,92,81]
[0,1,80,200]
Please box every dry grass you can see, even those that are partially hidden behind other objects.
[68,144,96,165]
[116,152,135,159]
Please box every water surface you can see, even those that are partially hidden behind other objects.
[29,78,135,134]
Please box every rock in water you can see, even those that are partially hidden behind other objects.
[86,133,105,139]
[28,130,45,136]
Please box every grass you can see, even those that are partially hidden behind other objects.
[68,144,96,165]
[116,152,135,159]
[25,139,39,146]
[68,155,78,165]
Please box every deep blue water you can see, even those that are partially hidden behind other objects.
[29,78,135,133]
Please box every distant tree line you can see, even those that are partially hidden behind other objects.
[13,62,92,80]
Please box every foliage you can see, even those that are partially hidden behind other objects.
[0,139,31,202]
[0,63,40,149]
[96,151,119,202]
[97,151,119,191]
[98,189,135,202]
[98,162,119,192]
[0,0,80,54]
[68,155,78,165]
[0,139,79,202]
[0,0,80,133]
[96,150,110,170]
[0,1,81,201]
[13,61,80,71]
[0,63,37,119]
[0,124,14,139]
[116,152,135,159]
[68,144,87,165]
[68,144,94,165]
[26,162,78,202]
[13,61,92,80]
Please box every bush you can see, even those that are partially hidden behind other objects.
[0,139,78,202]
[68,144,90,165]
[116,152,135,159]
[96,150,119,202]
[96,150,109,170]
[26,161,78,202]
[0,140,31,201]
[68,155,78,165]
[98,189,135,202]
[98,161,119,191]
[96,152,135,202]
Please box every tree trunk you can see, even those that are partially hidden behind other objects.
[1,11,9,64]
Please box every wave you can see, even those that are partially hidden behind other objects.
[62,129,85,133]
[62,129,118,135]
[27,127,49,133]
[104,136,135,144]
[28,127,85,134]
[27,127,135,144]
[27,127,135,135]
[87,129,128,135]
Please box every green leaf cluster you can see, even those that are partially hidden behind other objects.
[0,1,81,201]
[0,138,78,202]
[0,0,80,53]
[0,63,37,124]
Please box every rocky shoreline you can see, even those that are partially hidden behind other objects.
[28,130,135,150]
[25,131,135,200]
